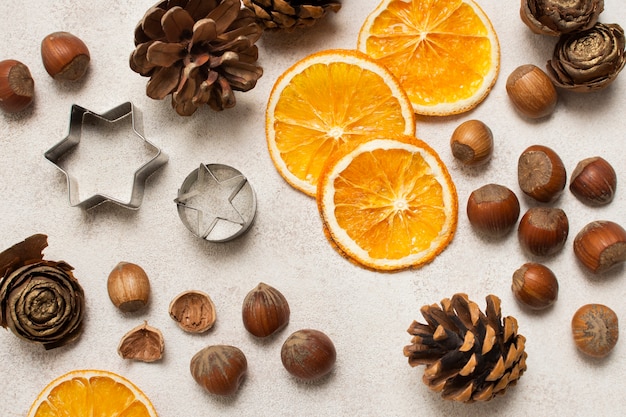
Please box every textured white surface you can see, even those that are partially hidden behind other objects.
[0,1,625,416]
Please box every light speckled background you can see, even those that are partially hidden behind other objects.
[0,1,625,416]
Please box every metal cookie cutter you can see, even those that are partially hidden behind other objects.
[44,102,168,209]
[175,163,257,242]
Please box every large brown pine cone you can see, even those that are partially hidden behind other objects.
[242,0,341,31]
[403,294,527,403]
[130,0,264,116]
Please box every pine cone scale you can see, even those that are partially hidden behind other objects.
[243,0,341,31]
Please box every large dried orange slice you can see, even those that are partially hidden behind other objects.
[357,0,500,116]
[27,369,158,417]
[266,49,415,196]
[317,136,457,271]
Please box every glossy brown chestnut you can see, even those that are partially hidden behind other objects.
[466,184,520,237]
[518,145,567,203]
[190,345,247,396]
[242,282,290,337]
[572,304,618,358]
[450,120,494,166]
[281,329,336,381]
[506,64,558,119]
[569,157,617,206]
[518,207,569,256]
[41,31,90,81]
[0,59,34,113]
[512,263,559,310]
[573,221,626,273]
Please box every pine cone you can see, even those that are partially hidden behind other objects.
[403,294,527,403]
[130,0,264,116]
[242,0,341,31]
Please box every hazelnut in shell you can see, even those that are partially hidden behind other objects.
[518,145,566,203]
[569,157,617,206]
[573,221,626,273]
[506,64,557,119]
[242,282,290,338]
[117,321,164,362]
[450,120,494,166]
[41,31,90,81]
[281,329,336,381]
[518,207,569,257]
[466,184,520,238]
[190,345,247,396]
[512,263,559,310]
[572,304,618,358]
[0,59,34,113]
[107,262,150,312]
[169,290,216,333]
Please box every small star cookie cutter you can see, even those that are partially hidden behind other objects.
[175,163,257,242]
[44,102,168,209]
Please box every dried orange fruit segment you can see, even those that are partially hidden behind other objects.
[27,369,158,417]
[317,136,457,271]
[266,49,415,196]
[358,0,500,116]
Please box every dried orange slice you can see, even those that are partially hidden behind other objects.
[27,369,158,417]
[357,0,500,116]
[317,136,457,271]
[266,49,415,196]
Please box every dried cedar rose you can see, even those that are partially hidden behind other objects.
[130,0,263,116]
[547,23,626,92]
[0,234,85,349]
[520,0,604,36]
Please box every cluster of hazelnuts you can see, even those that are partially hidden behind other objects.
[0,31,90,114]
[106,262,336,396]
[451,126,623,358]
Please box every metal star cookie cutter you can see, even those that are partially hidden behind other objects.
[44,102,168,209]
[175,163,257,242]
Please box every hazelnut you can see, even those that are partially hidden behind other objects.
[169,290,216,333]
[0,59,34,113]
[518,145,566,203]
[466,184,520,237]
[571,304,618,358]
[107,262,150,312]
[242,282,290,337]
[41,31,90,81]
[569,157,617,206]
[518,207,569,256]
[190,345,247,396]
[506,64,557,119]
[512,263,559,310]
[450,120,494,166]
[117,321,164,363]
[281,329,336,381]
[573,221,626,273]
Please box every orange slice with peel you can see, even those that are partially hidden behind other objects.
[266,49,415,196]
[27,369,158,417]
[317,135,457,271]
[357,0,500,116]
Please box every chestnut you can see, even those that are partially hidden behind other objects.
[0,59,34,113]
[573,220,626,273]
[518,145,566,203]
[512,262,559,310]
[518,207,569,256]
[41,31,90,81]
[466,184,520,237]
[281,329,336,381]
[569,157,617,206]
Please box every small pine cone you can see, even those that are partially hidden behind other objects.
[130,0,263,116]
[242,0,341,31]
[403,294,527,403]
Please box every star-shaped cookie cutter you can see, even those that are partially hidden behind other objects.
[44,102,168,209]
[175,163,257,242]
